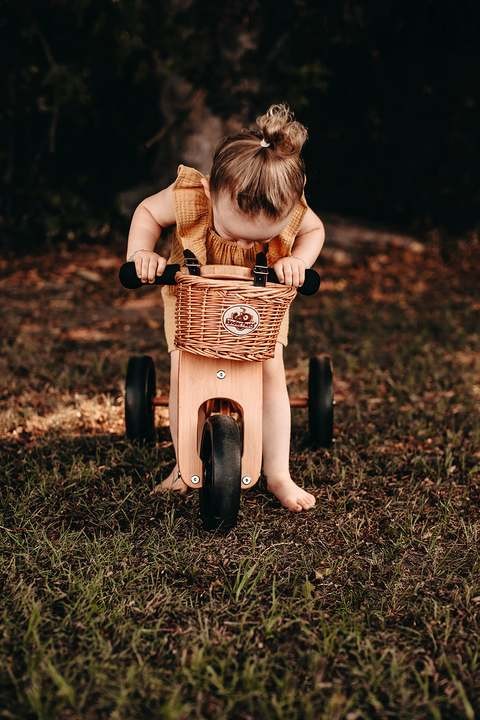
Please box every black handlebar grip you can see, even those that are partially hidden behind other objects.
[301,269,321,296]
[267,267,320,296]
[119,262,180,289]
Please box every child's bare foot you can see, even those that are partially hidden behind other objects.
[265,474,316,512]
[150,465,188,495]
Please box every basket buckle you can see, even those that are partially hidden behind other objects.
[183,249,201,276]
[253,252,268,287]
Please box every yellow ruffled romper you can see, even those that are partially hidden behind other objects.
[161,164,308,353]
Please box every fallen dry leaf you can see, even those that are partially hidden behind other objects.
[76,268,102,283]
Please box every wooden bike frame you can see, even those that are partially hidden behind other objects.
[176,350,263,490]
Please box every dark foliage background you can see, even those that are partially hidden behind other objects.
[2,0,479,249]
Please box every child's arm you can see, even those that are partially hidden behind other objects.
[274,207,325,287]
[126,182,176,283]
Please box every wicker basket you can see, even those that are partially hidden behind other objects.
[174,270,297,361]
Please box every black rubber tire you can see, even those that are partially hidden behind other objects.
[308,354,334,448]
[199,414,242,532]
[125,355,156,442]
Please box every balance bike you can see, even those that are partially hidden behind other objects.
[119,252,334,531]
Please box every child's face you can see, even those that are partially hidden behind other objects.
[204,184,292,249]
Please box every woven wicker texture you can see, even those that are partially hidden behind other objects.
[174,273,297,361]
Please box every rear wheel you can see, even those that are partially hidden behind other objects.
[199,414,242,532]
[125,355,156,442]
[308,354,334,448]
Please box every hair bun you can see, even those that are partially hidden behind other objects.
[256,103,308,157]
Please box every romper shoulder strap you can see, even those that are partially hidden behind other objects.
[172,164,209,264]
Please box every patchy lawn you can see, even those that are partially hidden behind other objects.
[1,235,479,719]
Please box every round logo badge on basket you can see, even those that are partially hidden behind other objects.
[222,305,260,336]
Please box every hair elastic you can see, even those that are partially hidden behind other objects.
[260,138,270,147]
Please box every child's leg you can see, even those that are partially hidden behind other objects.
[167,349,179,454]
[262,342,316,511]
[151,349,187,493]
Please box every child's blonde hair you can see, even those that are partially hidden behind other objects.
[210,104,308,220]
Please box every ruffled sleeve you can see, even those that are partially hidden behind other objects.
[267,193,308,266]
[172,164,209,264]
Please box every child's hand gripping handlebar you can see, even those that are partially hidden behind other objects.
[119,262,180,289]
[118,259,320,296]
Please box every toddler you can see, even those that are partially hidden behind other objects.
[126,104,325,512]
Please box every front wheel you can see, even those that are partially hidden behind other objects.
[199,414,242,532]
[308,354,334,448]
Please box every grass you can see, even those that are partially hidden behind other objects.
[1,238,479,719]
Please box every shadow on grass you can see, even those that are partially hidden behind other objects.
[1,427,209,537]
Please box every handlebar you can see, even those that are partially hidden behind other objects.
[119,261,320,296]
